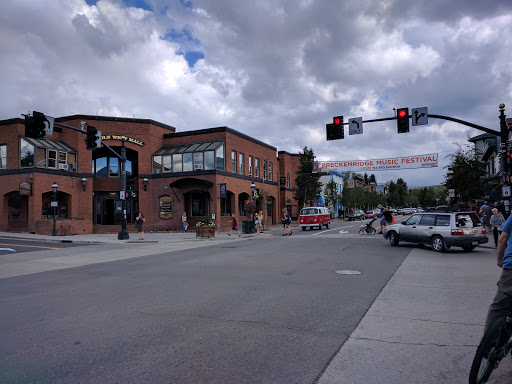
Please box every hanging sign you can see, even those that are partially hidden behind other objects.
[159,195,173,219]
[313,153,438,173]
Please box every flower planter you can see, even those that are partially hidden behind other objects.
[196,225,215,238]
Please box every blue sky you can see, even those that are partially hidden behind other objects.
[1,0,512,187]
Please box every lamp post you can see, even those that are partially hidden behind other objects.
[250,182,256,201]
[52,181,58,236]
[250,182,256,233]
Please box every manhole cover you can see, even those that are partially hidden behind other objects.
[335,270,362,275]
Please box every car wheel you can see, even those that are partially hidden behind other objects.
[302,227,306,231]
[462,245,476,251]
[431,235,446,252]
[325,222,329,229]
[388,231,399,246]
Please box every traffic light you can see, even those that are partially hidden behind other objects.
[397,108,409,133]
[86,126,100,150]
[24,111,47,139]
[127,177,134,191]
[327,116,344,141]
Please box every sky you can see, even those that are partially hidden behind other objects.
[1,0,512,188]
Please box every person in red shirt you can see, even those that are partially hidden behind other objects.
[229,213,241,237]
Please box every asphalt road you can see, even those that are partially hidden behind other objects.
[0,236,87,255]
[0,235,410,384]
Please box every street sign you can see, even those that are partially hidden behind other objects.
[412,107,428,126]
[44,115,54,135]
[120,190,125,200]
[349,117,363,135]
[503,185,511,197]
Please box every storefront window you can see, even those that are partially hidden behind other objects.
[20,139,34,168]
[172,153,182,172]
[109,157,119,177]
[183,153,193,172]
[216,145,224,171]
[0,145,6,169]
[163,155,172,172]
[204,151,214,170]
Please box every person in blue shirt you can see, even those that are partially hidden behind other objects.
[483,214,512,333]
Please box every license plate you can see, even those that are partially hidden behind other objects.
[472,241,478,245]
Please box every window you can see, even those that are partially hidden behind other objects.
[286,172,290,188]
[172,153,182,172]
[249,156,253,177]
[68,153,76,171]
[21,137,76,171]
[20,139,34,168]
[109,157,119,177]
[268,162,273,181]
[232,151,237,172]
[0,145,6,169]
[194,152,203,170]
[263,160,267,180]
[419,215,436,226]
[204,151,214,170]
[36,147,47,167]
[163,155,172,172]
[216,145,225,171]
[255,158,260,178]
[183,153,193,172]
[48,150,57,169]
[58,152,67,170]
[406,214,422,225]
[239,153,244,175]
[436,215,450,226]
[153,156,162,174]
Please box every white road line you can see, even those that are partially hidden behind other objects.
[311,225,355,236]
[0,248,16,252]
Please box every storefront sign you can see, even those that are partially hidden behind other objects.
[101,135,144,147]
[220,183,227,198]
[19,182,32,196]
[159,195,173,219]
[313,153,438,173]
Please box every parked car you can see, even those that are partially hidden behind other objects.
[348,209,365,220]
[299,207,331,230]
[383,211,488,252]
[365,210,376,219]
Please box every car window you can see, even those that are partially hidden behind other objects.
[419,215,436,226]
[435,215,450,226]
[406,214,422,225]
[456,213,479,227]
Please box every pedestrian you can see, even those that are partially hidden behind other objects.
[181,211,188,232]
[378,206,388,234]
[483,214,512,334]
[229,213,241,237]
[282,211,292,236]
[482,201,494,233]
[256,210,264,233]
[135,211,145,240]
[338,208,342,220]
[490,208,506,247]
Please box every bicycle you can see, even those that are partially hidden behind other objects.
[359,216,377,235]
[469,311,512,383]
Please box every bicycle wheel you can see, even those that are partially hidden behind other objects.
[369,227,376,235]
[359,228,365,235]
[469,317,506,384]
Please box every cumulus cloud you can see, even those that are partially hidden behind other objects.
[1,0,511,187]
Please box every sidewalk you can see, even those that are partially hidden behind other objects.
[317,244,512,384]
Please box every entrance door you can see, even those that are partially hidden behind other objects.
[94,192,138,225]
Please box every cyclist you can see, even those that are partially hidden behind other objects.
[483,214,512,334]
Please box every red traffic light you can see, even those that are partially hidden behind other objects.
[334,117,341,125]
[398,110,407,118]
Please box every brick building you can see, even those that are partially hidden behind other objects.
[0,115,302,235]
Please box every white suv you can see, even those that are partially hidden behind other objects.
[383,211,488,252]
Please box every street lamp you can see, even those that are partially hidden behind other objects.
[143,177,149,191]
[81,177,87,191]
[52,181,58,236]
[250,182,256,201]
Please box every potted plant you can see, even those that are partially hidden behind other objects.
[195,216,215,238]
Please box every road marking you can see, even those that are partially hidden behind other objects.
[0,248,16,252]
[311,225,355,236]
[339,230,349,234]
[0,243,60,250]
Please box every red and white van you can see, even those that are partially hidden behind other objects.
[299,207,331,231]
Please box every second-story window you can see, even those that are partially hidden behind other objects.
[287,172,290,188]
[268,162,273,181]
[232,151,237,172]
[239,153,244,175]
[263,160,267,180]
[255,158,260,178]
[249,156,253,177]
[0,145,6,169]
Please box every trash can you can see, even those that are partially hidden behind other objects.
[242,220,248,233]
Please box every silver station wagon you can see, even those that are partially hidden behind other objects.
[383,211,488,252]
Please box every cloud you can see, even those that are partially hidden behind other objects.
[1,0,512,188]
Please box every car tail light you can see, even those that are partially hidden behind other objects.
[482,229,486,235]
[451,229,464,236]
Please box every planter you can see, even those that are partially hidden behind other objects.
[196,225,215,238]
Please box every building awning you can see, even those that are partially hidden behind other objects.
[23,137,77,152]
[169,178,214,188]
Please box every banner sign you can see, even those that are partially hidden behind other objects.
[313,153,438,173]
[220,183,227,198]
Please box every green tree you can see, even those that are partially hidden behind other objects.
[369,174,377,183]
[323,180,341,216]
[294,147,322,208]
[444,146,486,204]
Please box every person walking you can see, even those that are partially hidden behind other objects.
[181,211,188,232]
[229,213,241,237]
[256,210,263,233]
[377,204,385,234]
[482,201,494,233]
[483,214,512,334]
[282,211,292,236]
[135,211,145,240]
[490,208,506,247]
